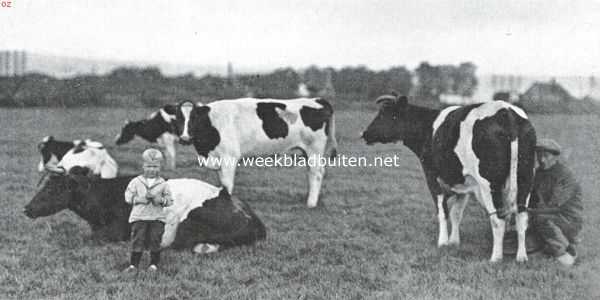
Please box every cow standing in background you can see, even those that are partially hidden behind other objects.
[115,105,179,170]
[37,136,74,172]
[38,136,118,178]
[362,93,536,262]
[174,98,337,208]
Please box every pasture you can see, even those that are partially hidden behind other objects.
[1,104,599,299]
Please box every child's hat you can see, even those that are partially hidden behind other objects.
[142,148,164,165]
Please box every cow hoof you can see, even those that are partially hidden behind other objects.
[447,240,460,246]
[193,243,219,254]
[489,256,503,263]
[516,255,528,263]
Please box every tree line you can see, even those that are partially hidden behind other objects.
[0,62,478,108]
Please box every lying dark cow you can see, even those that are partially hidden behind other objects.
[174,98,337,207]
[24,168,266,252]
[38,136,118,178]
[362,93,536,262]
[115,105,179,170]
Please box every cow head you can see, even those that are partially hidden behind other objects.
[24,167,91,218]
[114,120,140,145]
[362,93,409,145]
[37,136,59,172]
[174,101,211,146]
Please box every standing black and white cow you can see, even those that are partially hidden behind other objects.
[173,98,337,208]
[115,105,179,170]
[362,93,536,262]
[38,136,118,178]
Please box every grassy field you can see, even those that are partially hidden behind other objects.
[1,104,599,299]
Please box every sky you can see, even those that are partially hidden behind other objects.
[2,0,600,76]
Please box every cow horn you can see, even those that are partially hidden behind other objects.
[45,165,66,174]
[375,95,397,105]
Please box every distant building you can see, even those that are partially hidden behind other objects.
[517,80,578,113]
[0,50,27,76]
[492,91,519,102]
[521,80,576,104]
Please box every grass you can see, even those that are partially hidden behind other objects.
[1,105,599,299]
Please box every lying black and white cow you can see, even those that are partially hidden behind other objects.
[174,98,337,207]
[24,168,266,252]
[38,136,118,178]
[115,105,179,170]
[362,93,536,262]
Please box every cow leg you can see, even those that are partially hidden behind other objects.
[474,181,506,262]
[448,193,469,245]
[437,194,449,247]
[158,134,177,170]
[489,214,506,262]
[218,162,237,194]
[306,158,325,208]
[304,141,327,208]
[515,209,529,262]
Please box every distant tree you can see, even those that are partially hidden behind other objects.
[385,66,413,96]
[140,67,164,82]
[0,75,27,106]
[331,66,372,100]
[415,61,478,102]
[454,62,478,97]
[414,62,442,101]
[303,65,327,95]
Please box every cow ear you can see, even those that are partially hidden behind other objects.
[69,166,91,177]
[163,104,177,115]
[194,105,211,116]
[397,95,408,106]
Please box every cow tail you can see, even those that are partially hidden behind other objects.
[504,109,519,214]
[325,113,338,158]
[507,138,519,213]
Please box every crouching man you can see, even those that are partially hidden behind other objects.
[530,138,583,267]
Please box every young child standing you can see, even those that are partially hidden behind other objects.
[123,148,173,272]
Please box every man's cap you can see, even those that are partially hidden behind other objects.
[142,148,164,165]
[535,138,561,155]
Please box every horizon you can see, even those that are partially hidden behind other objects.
[3,49,599,80]
[2,1,600,78]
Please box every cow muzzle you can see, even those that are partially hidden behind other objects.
[23,206,35,218]
[361,131,376,145]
